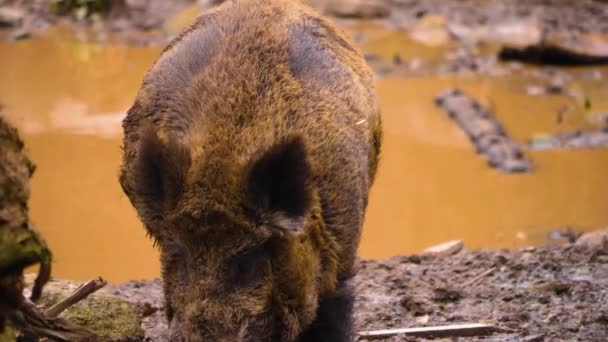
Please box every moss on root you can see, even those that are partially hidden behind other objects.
[0,325,16,342]
[25,275,144,341]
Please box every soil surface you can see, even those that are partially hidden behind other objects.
[385,0,608,34]
[111,237,608,341]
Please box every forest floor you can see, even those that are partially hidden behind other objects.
[111,232,608,341]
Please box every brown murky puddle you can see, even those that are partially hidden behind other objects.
[2,26,608,283]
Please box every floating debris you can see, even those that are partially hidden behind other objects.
[499,33,608,66]
[435,89,533,173]
[528,130,608,150]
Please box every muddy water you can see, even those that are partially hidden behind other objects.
[0,29,162,282]
[2,28,608,283]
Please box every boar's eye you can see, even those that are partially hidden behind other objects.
[224,247,268,288]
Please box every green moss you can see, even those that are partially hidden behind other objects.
[0,325,16,342]
[62,296,143,340]
[25,276,144,341]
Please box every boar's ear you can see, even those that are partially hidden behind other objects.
[132,124,191,220]
[247,136,312,229]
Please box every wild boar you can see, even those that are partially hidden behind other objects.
[119,0,381,340]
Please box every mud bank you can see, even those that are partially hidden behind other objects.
[3,0,608,43]
[108,235,608,341]
[386,0,608,35]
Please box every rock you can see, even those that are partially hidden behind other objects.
[526,85,546,96]
[111,279,167,341]
[500,158,533,173]
[489,20,542,47]
[126,0,148,10]
[197,0,226,9]
[0,7,25,27]
[423,240,464,256]
[410,14,450,46]
[499,33,608,66]
[523,334,545,341]
[308,0,390,18]
[575,229,608,247]
[23,275,145,341]
[432,287,463,303]
[8,27,30,41]
[448,20,541,47]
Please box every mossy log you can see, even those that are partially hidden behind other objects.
[0,112,51,333]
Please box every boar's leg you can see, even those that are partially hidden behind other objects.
[297,280,354,342]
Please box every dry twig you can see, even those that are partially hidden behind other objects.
[45,277,107,318]
[11,278,107,341]
[358,323,504,340]
[461,267,496,288]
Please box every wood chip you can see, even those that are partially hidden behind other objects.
[423,240,464,256]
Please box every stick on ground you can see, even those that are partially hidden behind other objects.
[45,277,107,318]
[358,323,505,340]
[461,267,496,288]
[10,278,107,341]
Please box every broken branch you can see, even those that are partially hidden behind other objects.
[358,323,504,340]
[45,277,107,318]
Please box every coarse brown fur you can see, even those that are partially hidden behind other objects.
[119,0,382,340]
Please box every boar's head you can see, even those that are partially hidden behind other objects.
[120,125,337,341]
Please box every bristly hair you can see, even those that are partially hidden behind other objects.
[247,135,312,218]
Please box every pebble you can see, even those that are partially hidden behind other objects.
[423,240,464,256]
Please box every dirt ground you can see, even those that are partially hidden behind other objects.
[384,0,608,34]
[110,235,608,341]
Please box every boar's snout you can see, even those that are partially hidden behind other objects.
[164,247,276,341]
[168,302,268,342]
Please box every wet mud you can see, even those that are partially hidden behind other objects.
[110,237,608,341]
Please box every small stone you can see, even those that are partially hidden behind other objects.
[520,252,535,261]
[432,287,463,303]
[537,296,550,304]
[526,85,546,96]
[8,27,31,41]
[415,315,430,324]
[141,302,158,317]
[409,58,422,70]
[423,240,464,256]
[575,228,608,247]
[310,0,390,18]
[0,7,25,27]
